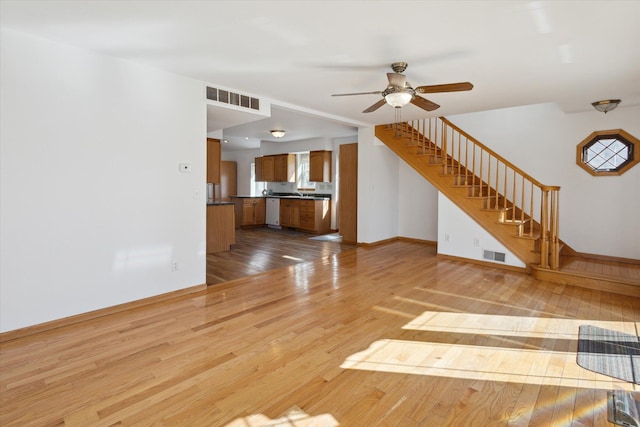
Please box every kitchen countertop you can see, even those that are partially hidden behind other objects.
[231,194,331,201]
[207,201,235,206]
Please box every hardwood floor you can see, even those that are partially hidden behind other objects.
[206,227,356,285]
[1,238,639,426]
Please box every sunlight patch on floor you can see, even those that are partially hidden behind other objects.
[225,405,339,426]
[403,311,638,338]
[340,339,636,391]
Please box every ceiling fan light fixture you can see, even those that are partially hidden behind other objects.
[591,99,621,114]
[270,129,286,138]
[384,91,413,108]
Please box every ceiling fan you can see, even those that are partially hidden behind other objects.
[332,62,473,114]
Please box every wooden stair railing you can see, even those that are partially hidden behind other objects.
[383,118,562,270]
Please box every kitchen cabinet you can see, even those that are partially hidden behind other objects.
[254,156,263,182]
[220,161,237,202]
[280,199,300,228]
[309,150,332,182]
[207,138,221,184]
[206,204,235,254]
[261,156,275,182]
[298,199,331,234]
[231,197,266,228]
[255,154,295,182]
[274,154,296,182]
[339,143,357,244]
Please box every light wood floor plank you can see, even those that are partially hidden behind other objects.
[1,233,639,426]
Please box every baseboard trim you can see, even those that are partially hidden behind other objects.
[398,236,438,246]
[0,283,207,343]
[359,237,398,247]
[360,236,438,248]
[437,253,529,273]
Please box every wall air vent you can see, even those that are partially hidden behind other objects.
[206,86,260,111]
[483,250,506,262]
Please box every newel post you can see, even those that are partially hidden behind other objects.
[549,187,561,270]
[540,188,550,268]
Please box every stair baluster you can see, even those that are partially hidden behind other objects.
[381,117,561,270]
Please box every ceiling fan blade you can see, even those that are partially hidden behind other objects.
[362,98,387,113]
[411,95,440,111]
[387,73,407,88]
[415,82,473,94]
[332,91,382,97]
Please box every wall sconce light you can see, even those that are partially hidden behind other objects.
[270,129,286,138]
[591,99,621,114]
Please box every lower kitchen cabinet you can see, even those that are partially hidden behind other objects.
[298,199,331,234]
[231,197,265,228]
[280,199,300,228]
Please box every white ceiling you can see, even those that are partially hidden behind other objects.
[2,1,639,151]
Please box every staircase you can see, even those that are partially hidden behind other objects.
[376,118,640,297]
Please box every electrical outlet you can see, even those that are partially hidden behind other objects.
[473,237,480,247]
[444,233,450,242]
[171,261,178,271]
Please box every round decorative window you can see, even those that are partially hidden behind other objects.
[576,129,639,176]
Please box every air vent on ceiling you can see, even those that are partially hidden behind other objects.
[483,250,506,263]
[206,86,260,111]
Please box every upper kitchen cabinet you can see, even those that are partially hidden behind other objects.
[207,138,221,184]
[260,156,275,182]
[274,154,295,182]
[254,156,264,182]
[255,154,295,182]
[309,150,332,182]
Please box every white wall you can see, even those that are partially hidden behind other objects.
[0,30,206,332]
[438,194,526,268]
[449,103,640,259]
[357,127,400,243]
[398,163,438,241]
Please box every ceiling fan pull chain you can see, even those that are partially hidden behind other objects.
[394,107,403,137]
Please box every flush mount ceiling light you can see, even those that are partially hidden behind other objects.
[592,99,621,114]
[270,129,286,138]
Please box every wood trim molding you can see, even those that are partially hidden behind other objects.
[530,265,640,297]
[0,284,207,343]
[575,252,640,265]
[359,237,399,248]
[398,236,438,246]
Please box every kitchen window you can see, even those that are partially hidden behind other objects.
[250,162,267,196]
[296,152,316,190]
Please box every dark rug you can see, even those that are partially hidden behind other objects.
[577,325,640,384]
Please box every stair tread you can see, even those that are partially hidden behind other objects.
[376,122,552,268]
[499,219,531,224]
